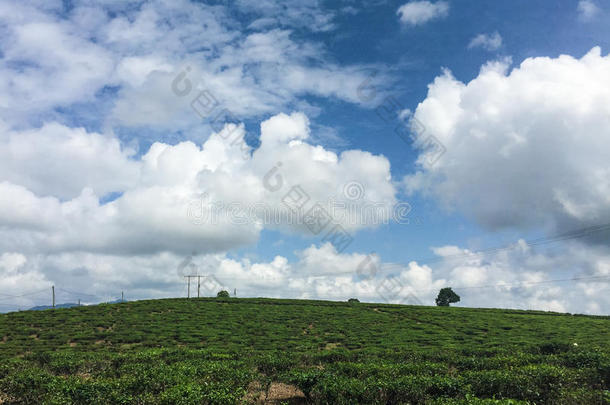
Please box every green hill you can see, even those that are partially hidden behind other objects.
[0,298,608,404]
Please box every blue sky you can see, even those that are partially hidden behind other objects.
[0,0,609,313]
[246,0,610,265]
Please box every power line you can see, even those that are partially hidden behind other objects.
[442,275,610,292]
[426,222,610,265]
[0,288,50,302]
[301,222,610,278]
[55,287,98,299]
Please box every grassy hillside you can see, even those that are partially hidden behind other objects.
[0,298,608,404]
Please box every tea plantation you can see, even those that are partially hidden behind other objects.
[0,298,608,404]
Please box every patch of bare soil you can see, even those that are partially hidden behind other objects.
[95,323,115,332]
[76,372,91,380]
[0,392,11,404]
[265,382,305,404]
[243,382,306,404]
[243,381,267,404]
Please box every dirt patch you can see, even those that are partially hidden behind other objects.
[94,340,105,345]
[29,334,39,340]
[243,381,267,404]
[243,382,306,404]
[325,342,341,350]
[302,323,315,335]
[68,342,77,347]
[96,323,115,332]
[17,351,31,358]
[0,392,12,404]
[266,383,305,404]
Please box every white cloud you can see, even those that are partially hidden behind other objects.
[403,47,610,235]
[236,0,337,32]
[110,29,377,130]
[397,1,449,26]
[0,14,115,121]
[0,112,397,256]
[0,253,52,311]
[468,32,502,51]
[293,240,610,314]
[578,0,600,21]
[0,122,139,200]
[0,0,378,130]
[3,239,608,314]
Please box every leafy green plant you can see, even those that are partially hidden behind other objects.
[216,290,230,298]
[436,287,461,306]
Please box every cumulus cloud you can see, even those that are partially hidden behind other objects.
[397,1,449,26]
[289,240,610,314]
[403,47,610,235]
[0,112,397,256]
[468,32,502,51]
[3,240,608,314]
[578,0,600,21]
[0,253,52,311]
[0,122,139,200]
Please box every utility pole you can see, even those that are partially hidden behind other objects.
[185,275,201,298]
[121,291,124,302]
[78,299,80,307]
[234,288,236,297]
[52,285,55,308]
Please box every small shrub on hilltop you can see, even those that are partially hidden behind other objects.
[435,287,460,306]
[216,290,230,298]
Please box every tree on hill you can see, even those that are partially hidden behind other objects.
[348,298,359,304]
[435,287,460,306]
[217,290,230,298]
